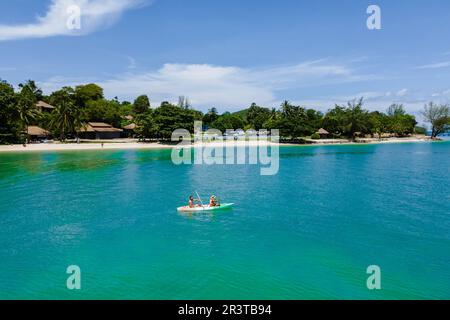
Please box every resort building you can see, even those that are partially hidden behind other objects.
[27,126,50,140]
[123,123,137,137]
[317,128,330,139]
[79,122,123,140]
[36,101,55,113]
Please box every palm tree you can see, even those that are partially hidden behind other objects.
[19,80,43,101]
[49,89,84,141]
[16,89,38,144]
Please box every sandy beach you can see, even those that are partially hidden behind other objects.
[0,136,434,153]
[0,141,173,153]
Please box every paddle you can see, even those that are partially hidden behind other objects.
[195,191,205,209]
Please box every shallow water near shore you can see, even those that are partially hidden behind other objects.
[0,142,449,299]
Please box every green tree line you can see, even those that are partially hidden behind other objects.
[1,79,449,144]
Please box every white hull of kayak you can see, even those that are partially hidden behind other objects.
[177,203,234,213]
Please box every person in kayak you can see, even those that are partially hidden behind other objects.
[209,195,218,207]
[188,196,195,208]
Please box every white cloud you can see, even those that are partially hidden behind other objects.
[39,60,367,110]
[126,56,137,69]
[416,61,450,69]
[329,90,405,103]
[431,89,450,98]
[100,63,276,108]
[38,60,441,116]
[396,88,408,97]
[42,58,433,114]
[0,67,16,71]
[0,0,147,41]
[94,61,368,109]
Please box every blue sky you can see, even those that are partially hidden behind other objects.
[1,0,450,120]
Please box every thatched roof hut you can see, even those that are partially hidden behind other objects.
[79,122,123,140]
[317,128,329,135]
[317,128,330,139]
[27,126,49,137]
[81,122,123,133]
[123,123,137,130]
[36,101,55,113]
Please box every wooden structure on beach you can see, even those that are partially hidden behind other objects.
[27,126,50,140]
[79,122,123,140]
[122,123,137,137]
[317,128,330,139]
[36,101,55,113]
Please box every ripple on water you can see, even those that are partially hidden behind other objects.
[1,143,450,299]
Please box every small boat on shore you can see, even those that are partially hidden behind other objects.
[177,203,234,213]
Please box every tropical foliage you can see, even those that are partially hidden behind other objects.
[0,78,443,144]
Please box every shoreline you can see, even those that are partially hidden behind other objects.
[0,137,437,153]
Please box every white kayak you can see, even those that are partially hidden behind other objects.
[177,203,234,213]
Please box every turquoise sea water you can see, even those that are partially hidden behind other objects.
[0,142,449,299]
